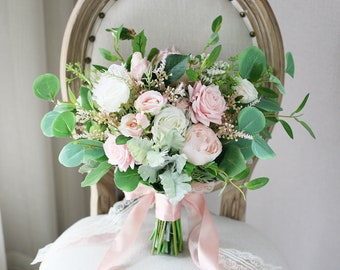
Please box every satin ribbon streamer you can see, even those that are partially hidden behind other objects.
[98,184,220,270]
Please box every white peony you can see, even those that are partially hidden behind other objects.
[233,78,258,104]
[92,64,131,112]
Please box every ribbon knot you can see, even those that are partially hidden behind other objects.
[98,184,220,270]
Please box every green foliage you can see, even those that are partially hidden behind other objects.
[79,86,94,110]
[81,161,112,187]
[244,177,269,190]
[256,98,282,112]
[218,145,246,177]
[238,107,266,135]
[164,54,189,84]
[205,45,222,68]
[147,48,160,62]
[114,167,141,192]
[99,48,118,62]
[40,111,60,137]
[251,135,275,160]
[132,30,147,56]
[51,111,76,138]
[238,46,266,82]
[269,74,285,94]
[279,120,294,139]
[211,15,222,33]
[33,73,60,102]
[285,51,295,78]
[186,69,199,82]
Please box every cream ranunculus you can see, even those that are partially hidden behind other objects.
[92,64,131,113]
[233,78,258,103]
[180,123,222,166]
[151,106,189,143]
[118,113,150,138]
[134,90,167,115]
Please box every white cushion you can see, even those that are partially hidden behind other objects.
[38,208,288,269]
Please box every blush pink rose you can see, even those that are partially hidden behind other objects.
[130,52,150,81]
[103,134,135,172]
[134,90,167,115]
[188,81,226,126]
[118,113,150,138]
[180,124,222,166]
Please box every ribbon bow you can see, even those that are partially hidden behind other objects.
[98,184,220,270]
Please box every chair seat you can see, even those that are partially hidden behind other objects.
[37,205,287,270]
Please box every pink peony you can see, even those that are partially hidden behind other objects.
[180,124,222,166]
[188,81,226,126]
[134,90,167,115]
[103,134,135,172]
[118,113,150,138]
[130,52,150,81]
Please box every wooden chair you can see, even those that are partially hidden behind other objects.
[38,0,288,269]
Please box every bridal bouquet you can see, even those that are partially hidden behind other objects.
[33,16,314,263]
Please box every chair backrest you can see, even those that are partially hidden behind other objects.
[60,0,284,220]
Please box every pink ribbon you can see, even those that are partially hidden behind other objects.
[98,184,220,270]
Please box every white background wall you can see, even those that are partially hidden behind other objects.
[0,0,338,270]
[247,1,340,270]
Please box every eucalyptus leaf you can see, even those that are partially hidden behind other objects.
[238,107,266,135]
[52,111,76,138]
[251,135,275,160]
[279,120,294,139]
[81,161,112,187]
[256,98,282,112]
[233,138,254,162]
[245,177,269,190]
[114,167,141,192]
[58,143,84,167]
[256,87,279,99]
[285,52,295,78]
[99,48,118,62]
[132,30,147,56]
[33,73,60,102]
[40,111,60,137]
[238,46,266,82]
[164,54,189,84]
[269,74,285,94]
[53,103,75,113]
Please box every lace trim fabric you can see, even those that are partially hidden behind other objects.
[219,249,282,270]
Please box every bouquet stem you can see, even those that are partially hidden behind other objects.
[150,218,183,256]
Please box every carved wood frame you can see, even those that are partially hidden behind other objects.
[60,0,285,220]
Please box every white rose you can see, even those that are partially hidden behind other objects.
[151,106,189,143]
[233,78,258,103]
[92,64,131,112]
